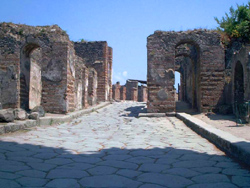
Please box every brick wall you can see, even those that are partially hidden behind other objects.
[74,41,112,102]
[147,30,225,112]
[112,82,121,100]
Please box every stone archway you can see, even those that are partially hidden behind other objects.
[234,61,244,103]
[20,43,42,110]
[175,41,200,111]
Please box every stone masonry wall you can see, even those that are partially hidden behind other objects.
[138,85,148,102]
[120,86,126,101]
[126,80,138,100]
[74,41,112,102]
[88,68,98,106]
[112,82,121,100]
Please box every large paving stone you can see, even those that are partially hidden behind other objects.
[163,168,200,178]
[79,175,142,187]
[191,167,222,174]
[103,154,131,161]
[16,177,48,187]
[139,163,170,172]
[71,156,102,164]
[27,162,56,172]
[191,174,230,183]
[45,179,80,188]
[0,179,21,187]
[173,160,216,168]
[187,182,238,188]
[137,173,193,187]
[56,162,93,170]
[139,184,166,188]
[0,164,31,172]
[16,170,46,178]
[116,169,142,178]
[0,171,22,180]
[125,156,155,164]
[97,160,138,170]
[87,166,117,175]
[45,158,73,165]
[47,169,89,179]
[232,176,250,187]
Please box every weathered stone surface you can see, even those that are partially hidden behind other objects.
[28,112,39,120]
[47,169,89,179]
[0,109,14,122]
[87,166,117,175]
[31,106,45,117]
[137,173,193,187]
[46,179,80,188]
[0,179,21,187]
[16,177,48,187]
[191,174,230,183]
[14,108,27,120]
[79,175,142,188]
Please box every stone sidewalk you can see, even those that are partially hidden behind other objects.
[0,102,250,187]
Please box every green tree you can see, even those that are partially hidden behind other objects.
[215,2,250,43]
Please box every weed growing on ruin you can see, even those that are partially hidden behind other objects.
[215,1,250,44]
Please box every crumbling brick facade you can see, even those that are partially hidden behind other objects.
[0,23,112,116]
[147,30,225,113]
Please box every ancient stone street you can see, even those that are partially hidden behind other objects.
[0,102,250,187]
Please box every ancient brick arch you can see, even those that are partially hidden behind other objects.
[147,30,225,113]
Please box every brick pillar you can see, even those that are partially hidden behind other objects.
[120,86,126,100]
[131,87,138,101]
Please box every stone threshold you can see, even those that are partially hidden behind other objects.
[0,102,111,135]
[176,112,250,167]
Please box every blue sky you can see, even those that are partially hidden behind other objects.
[0,0,248,88]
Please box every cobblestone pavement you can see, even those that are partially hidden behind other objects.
[0,102,250,187]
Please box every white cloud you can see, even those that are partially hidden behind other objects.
[112,70,128,85]
[122,71,128,77]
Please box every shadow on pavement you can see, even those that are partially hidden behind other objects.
[0,140,250,187]
[121,105,147,117]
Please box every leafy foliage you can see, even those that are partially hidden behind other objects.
[215,2,250,44]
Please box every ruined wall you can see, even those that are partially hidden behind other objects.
[120,86,126,100]
[147,30,225,112]
[29,48,42,109]
[112,82,121,100]
[108,47,113,101]
[0,23,79,113]
[228,44,250,104]
[88,68,97,106]
[126,80,138,100]
[74,41,112,102]
[131,87,138,101]
[138,85,148,102]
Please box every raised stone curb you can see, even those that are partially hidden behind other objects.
[176,112,250,167]
[0,102,111,135]
[138,113,166,117]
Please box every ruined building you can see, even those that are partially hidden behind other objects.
[0,23,112,118]
[112,80,147,102]
[147,30,250,114]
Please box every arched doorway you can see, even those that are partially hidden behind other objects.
[234,61,244,103]
[20,43,42,111]
[175,42,200,112]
